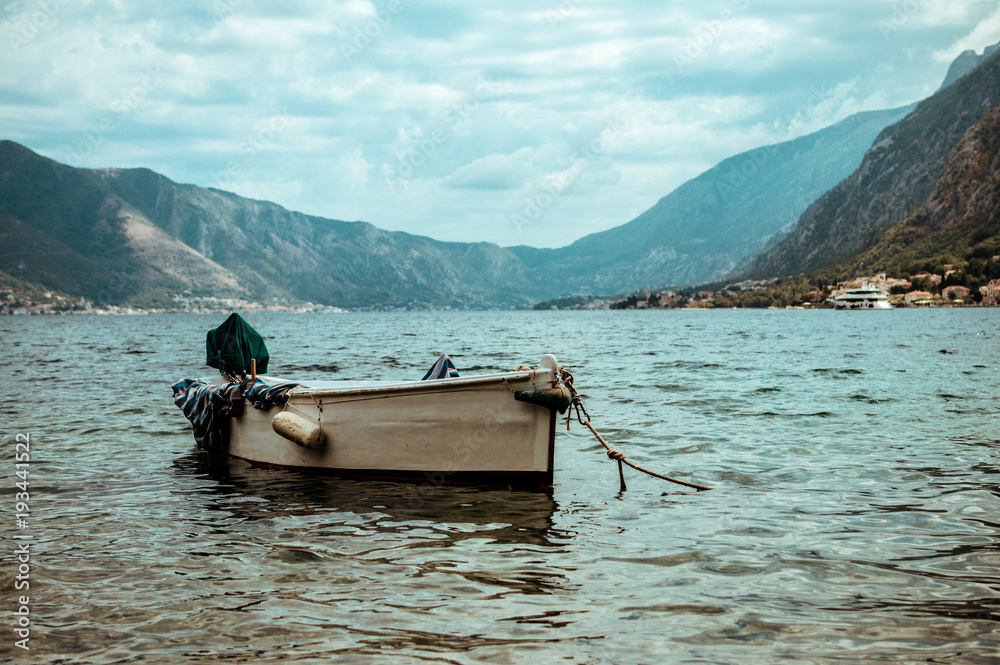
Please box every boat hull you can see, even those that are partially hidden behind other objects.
[832,299,892,310]
[224,356,562,489]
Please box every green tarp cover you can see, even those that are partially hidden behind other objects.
[206,312,269,376]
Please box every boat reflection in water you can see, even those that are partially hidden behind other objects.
[164,451,578,656]
[171,451,559,549]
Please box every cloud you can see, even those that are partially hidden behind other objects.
[932,3,1000,62]
[3,1,1000,249]
[442,147,545,190]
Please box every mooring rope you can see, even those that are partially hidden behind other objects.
[557,366,713,493]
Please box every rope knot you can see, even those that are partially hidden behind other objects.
[607,449,625,461]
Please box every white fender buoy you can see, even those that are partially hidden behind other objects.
[271,411,325,449]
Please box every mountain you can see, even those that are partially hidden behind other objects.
[739,47,1000,279]
[642,106,1000,309]
[939,42,1000,91]
[819,103,1000,282]
[0,141,541,308]
[509,105,914,293]
[4,46,981,308]
[0,101,911,308]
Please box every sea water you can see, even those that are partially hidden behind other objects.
[0,309,998,663]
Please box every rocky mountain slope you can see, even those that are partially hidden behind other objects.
[739,48,1000,279]
[827,102,1000,280]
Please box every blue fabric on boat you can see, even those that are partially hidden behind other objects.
[171,378,298,452]
[243,380,300,410]
[421,354,459,380]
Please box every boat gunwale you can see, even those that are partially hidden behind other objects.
[261,368,551,399]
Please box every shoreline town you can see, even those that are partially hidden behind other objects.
[603,272,1000,311]
[3,272,1000,315]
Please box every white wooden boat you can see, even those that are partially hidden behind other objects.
[213,354,568,489]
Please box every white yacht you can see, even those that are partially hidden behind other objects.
[830,283,893,310]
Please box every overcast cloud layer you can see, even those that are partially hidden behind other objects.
[3,0,1000,248]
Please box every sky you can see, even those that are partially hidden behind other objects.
[3,1,1000,249]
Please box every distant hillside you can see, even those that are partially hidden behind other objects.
[0,142,541,308]
[509,105,913,293]
[739,48,1000,280]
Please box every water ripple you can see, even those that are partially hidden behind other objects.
[2,309,999,663]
